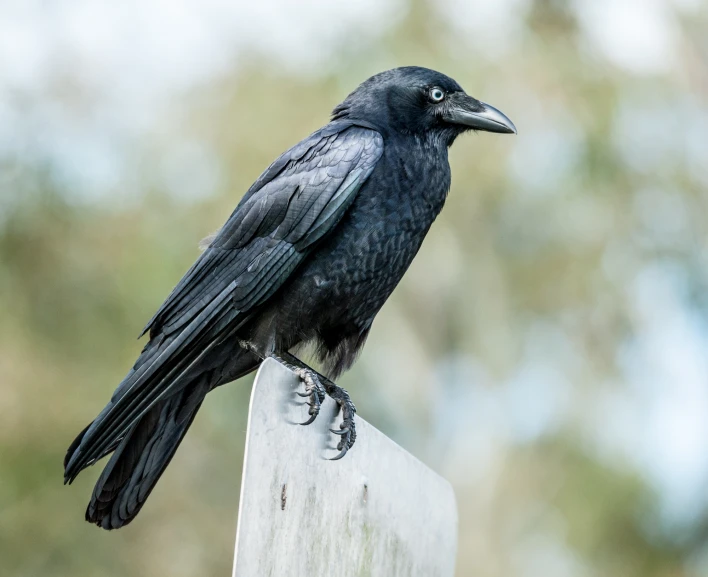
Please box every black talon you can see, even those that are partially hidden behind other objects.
[301,398,320,425]
[330,446,349,460]
[300,413,318,426]
[330,427,349,435]
[296,391,311,398]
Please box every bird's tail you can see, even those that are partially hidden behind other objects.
[77,376,209,529]
[64,336,263,530]
[64,282,265,529]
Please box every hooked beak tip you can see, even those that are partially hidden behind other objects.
[472,101,517,134]
[445,97,517,135]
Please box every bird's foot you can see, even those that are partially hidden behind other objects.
[236,341,358,458]
[292,367,326,426]
[273,351,357,459]
[325,384,357,460]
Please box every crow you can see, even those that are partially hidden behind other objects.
[64,66,516,529]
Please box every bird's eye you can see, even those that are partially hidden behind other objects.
[429,87,445,103]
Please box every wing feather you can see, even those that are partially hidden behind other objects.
[65,122,383,481]
[145,123,383,336]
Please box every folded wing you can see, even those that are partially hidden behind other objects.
[64,122,383,481]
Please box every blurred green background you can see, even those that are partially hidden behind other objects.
[2,0,708,575]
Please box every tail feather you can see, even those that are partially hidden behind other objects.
[64,285,238,483]
[65,331,262,529]
[64,422,91,471]
[86,378,208,529]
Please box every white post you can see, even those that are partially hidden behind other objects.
[232,358,458,577]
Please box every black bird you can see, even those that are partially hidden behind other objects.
[64,66,516,529]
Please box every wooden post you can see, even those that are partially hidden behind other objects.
[232,358,458,577]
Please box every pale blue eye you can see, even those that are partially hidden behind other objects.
[430,88,445,102]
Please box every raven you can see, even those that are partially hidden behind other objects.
[64,66,516,529]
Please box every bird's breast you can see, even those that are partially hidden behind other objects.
[284,142,451,328]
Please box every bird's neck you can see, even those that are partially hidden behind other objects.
[381,133,451,211]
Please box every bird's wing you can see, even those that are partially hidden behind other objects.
[142,122,383,338]
[64,123,383,480]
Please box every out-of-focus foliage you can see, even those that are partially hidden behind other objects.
[2,1,708,576]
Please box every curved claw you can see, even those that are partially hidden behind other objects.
[330,427,350,435]
[300,413,318,426]
[329,445,350,461]
[296,391,311,398]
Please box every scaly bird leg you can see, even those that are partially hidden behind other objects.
[278,351,357,460]
[238,341,357,459]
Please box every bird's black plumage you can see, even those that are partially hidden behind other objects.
[64,66,516,529]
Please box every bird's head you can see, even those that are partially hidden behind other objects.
[332,66,516,145]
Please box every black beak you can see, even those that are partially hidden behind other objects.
[443,93,517,134]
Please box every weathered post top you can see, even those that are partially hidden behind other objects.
[233,359,458,577]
